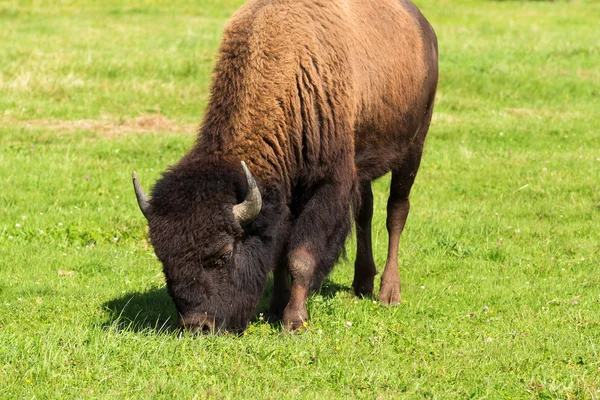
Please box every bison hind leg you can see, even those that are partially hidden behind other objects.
[352,181,378,297]
[379,144,424,305]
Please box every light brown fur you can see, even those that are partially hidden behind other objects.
[192,0,437,188]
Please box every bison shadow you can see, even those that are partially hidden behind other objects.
[102,287,179,334]
[316,279,352,299]
[102,278,352,334]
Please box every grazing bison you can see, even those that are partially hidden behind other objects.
[133,0,438,333]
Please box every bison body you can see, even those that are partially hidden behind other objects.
[134,0,438,333]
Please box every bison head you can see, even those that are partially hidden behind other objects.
[132,162,270,334]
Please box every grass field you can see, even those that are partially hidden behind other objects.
[1,0,599,398]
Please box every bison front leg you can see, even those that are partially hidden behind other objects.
[283,182,353,332]
[269,263,290,319]
[282,247,314,331]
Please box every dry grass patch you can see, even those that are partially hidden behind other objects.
[0,114,198,137]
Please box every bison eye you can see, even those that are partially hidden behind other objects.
[221,252,232,263]
[205,251,232,269]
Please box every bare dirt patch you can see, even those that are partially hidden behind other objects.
[0,115,198,137]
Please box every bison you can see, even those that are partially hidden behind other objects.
[133,0,438,334]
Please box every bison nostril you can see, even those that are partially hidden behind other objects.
[201,323,212,334]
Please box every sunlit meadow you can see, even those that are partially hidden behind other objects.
[1,0,599,398]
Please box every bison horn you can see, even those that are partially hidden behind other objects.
[132,171,152,220]
[232,161,262,226]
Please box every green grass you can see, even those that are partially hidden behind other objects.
[1,0,600,398]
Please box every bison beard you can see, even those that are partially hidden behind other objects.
[133,0,438,334]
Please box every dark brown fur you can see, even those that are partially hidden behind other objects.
[142,0,438,333]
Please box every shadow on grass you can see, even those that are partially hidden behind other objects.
[102,287,179,334]
[319,279,353,299]
[102,277,353,335]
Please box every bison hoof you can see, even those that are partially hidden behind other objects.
[378,282,401,305]
[352,264,377,298]
[352,278,375,298]
[282,307,308,333]
[283,319,308,333]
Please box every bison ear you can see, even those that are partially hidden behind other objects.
[132,171,152,220]
[232,161,262,226]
